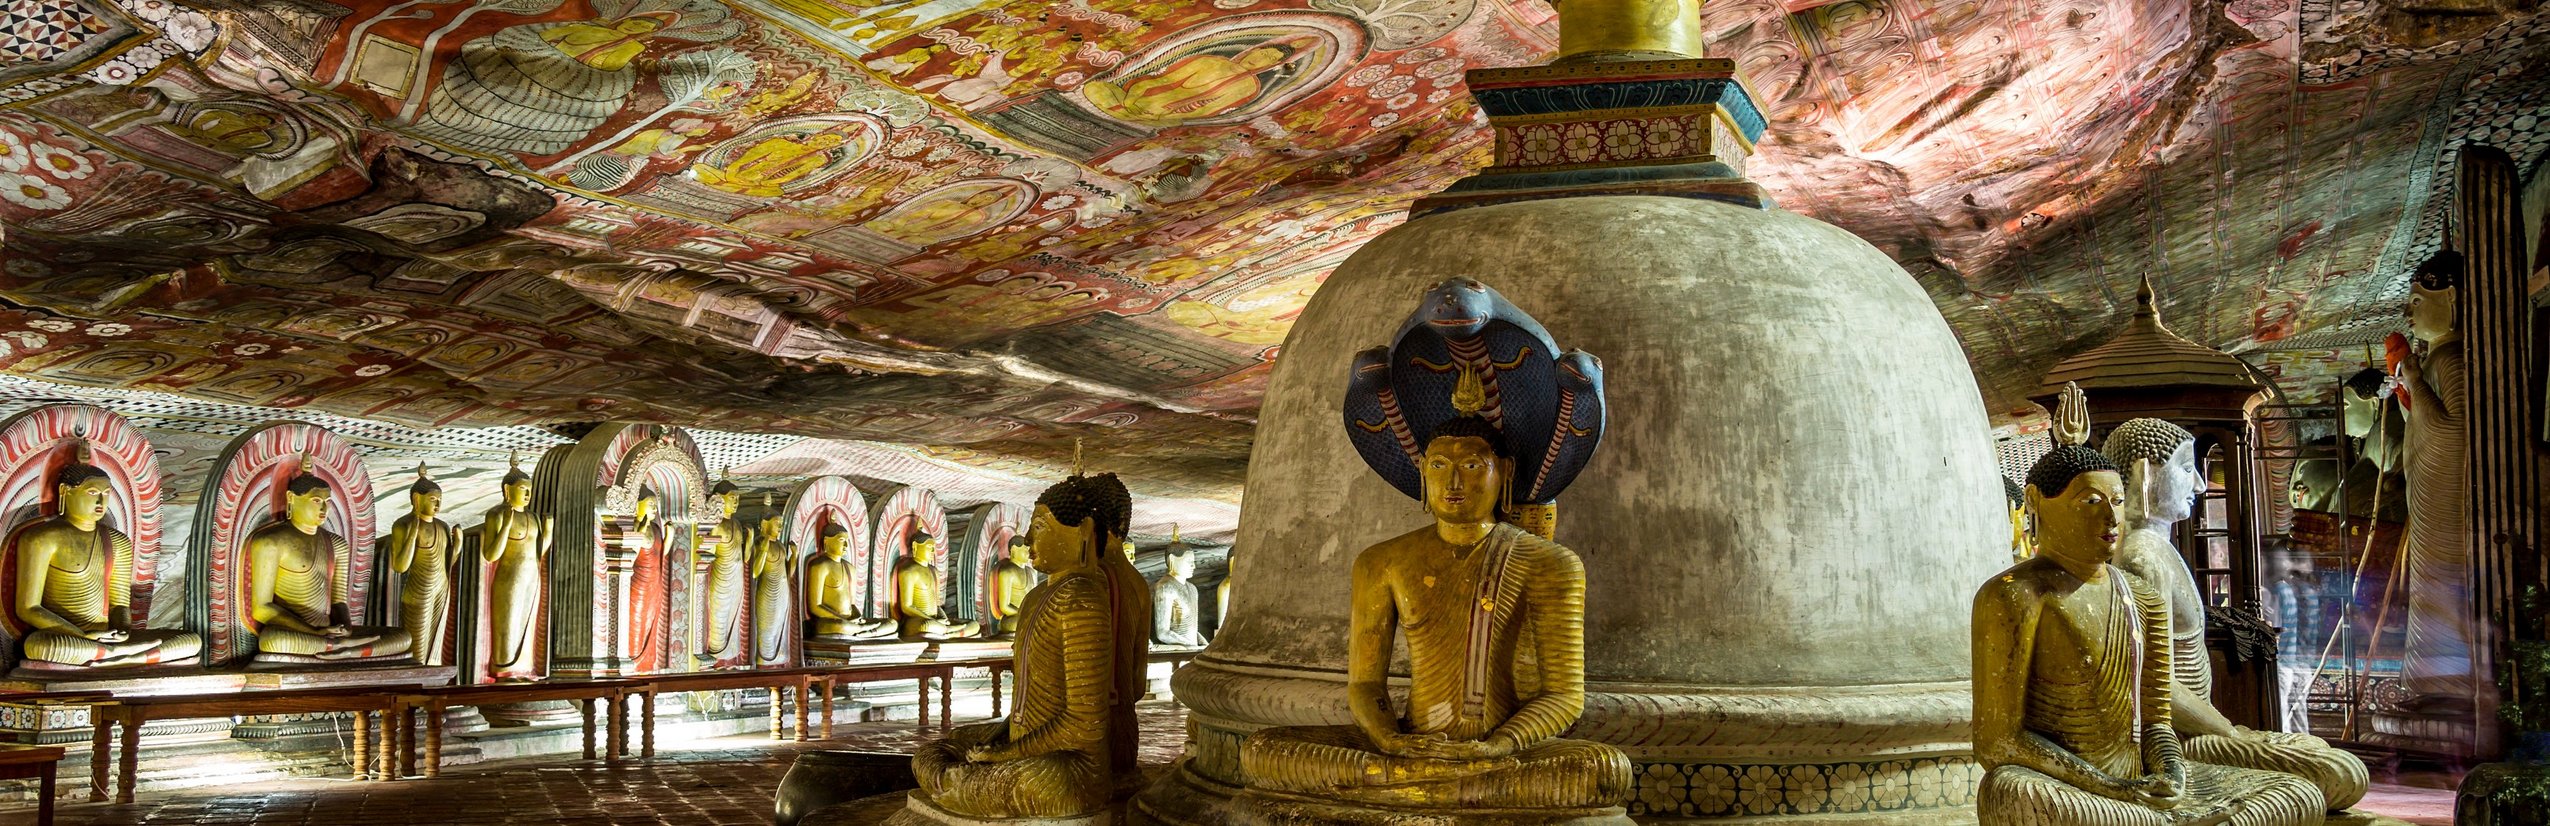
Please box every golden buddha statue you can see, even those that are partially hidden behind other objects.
[1240,404,1633,815]
[386,464,460,667]
[11,459,202,669]
[907,473,1145,819]
[984,537,1036,639]
[696,480,748,666]
[1150,544,1203,648]
[803,520,897,641]
[246,474,414,663]
[2104,416,2369,812]
[1973,384,2321,824]
[747,496,792,663]
[890,532,980,641]
[480,458,549,681]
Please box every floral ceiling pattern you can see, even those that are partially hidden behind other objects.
[0,0,2544,497]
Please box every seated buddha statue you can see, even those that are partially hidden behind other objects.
[1974,386,2322,825]
[890,532,980,641]
[2104,416,2369,812]
[11,459,202,669]
[907,473,1145,819]
[246,474,414,663]
[1150,545,1204,648]
[1240,415,1633,815]
[803,520,898,642]
[983,537,1036,639]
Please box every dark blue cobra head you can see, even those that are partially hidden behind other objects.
[1417,277,1496,339]
[1347,346,1392,394]
[1557,349,1604,394]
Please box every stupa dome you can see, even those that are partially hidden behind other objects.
[1171,192,2009,822]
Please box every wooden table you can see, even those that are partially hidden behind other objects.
[622,668,834,758]
[0,744,65,826]
[393,680,644,778]
[798,657,1014,739]
[89,687,401,803]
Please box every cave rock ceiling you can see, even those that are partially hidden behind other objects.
[0,0,2544,496]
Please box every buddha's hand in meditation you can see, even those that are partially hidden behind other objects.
[88,628,128,644]
[1399,734,1515,761]
[323,625,351,639]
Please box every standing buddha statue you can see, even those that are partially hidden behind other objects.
[1972,383,2321,824]
[890,532,980,641]
[748,495,792,664]
[905,473,1146,820]
[984,537,1036,639]
[245,472,414,663]
[480,456,549,681]
[11,456,202,669]
[803,519,898,641]
[2104,414,2370,812]
[2005,476,2035,562]
[625,487,670,673]
[2397,250,2474,710]
[1239,371,1633,816]
[697,479,748,667]
[1150,542,1204,648]
[386,464,460,666]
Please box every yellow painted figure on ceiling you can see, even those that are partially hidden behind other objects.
[693,130,854,197]
[1081,34,1324,127]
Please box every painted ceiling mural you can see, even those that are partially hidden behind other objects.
[0,0,2545,494]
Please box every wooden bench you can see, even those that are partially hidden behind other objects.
[89,686,403,803]
[392,679,645,778]
[0,744,65,826]
[621,668,835,758]
[800,657,1013,740]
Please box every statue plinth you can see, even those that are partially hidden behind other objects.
[1414,58,1769,217]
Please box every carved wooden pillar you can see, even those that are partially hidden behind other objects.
[2457,145,2545,759]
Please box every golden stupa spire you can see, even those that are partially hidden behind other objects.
[1555,0,1706,63]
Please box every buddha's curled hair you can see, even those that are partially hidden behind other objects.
[2027,445,2119,497]
[2101,417,2193,467]
[1038,472,1132,544]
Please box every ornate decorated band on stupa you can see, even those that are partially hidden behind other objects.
[1414,1,1770,216]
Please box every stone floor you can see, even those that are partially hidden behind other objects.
[0,696,2466,826]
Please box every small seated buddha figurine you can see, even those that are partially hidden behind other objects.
[11,457,202,669]
[890,532,981,641]
[747,496,793,663]
[1150,542,1204,648]
[1240,406,1633,816]
[983,537,1036,639]
[908,473,1145,819]
[803,519,898,641]
[1973,384,2321,825]
[696,479,748,667]
[2104,415,2369,812]
[386,464,460,666]
[246,472,414,663]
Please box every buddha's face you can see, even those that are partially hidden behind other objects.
[1028,505,1084,576]
[2341,386,2384,437]
[759,515,782,539]
[412,489,443,521]
[819,529,849,560]
[503,480,532,510]
[1122,539,1137,562]
[714,491,739,519]
[634,494,658,524]
[58,477,112,530]
[1421,435,1504,525]
[1167,552,1193,580]
[2409,286,2455,343]
[1007,539,1032,566]
[286,485,333,534]
[2030,471,2124,569]
[2137,440,2201,524]
[909,535,938,564]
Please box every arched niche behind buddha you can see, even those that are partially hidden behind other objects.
[0,404,190,677]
